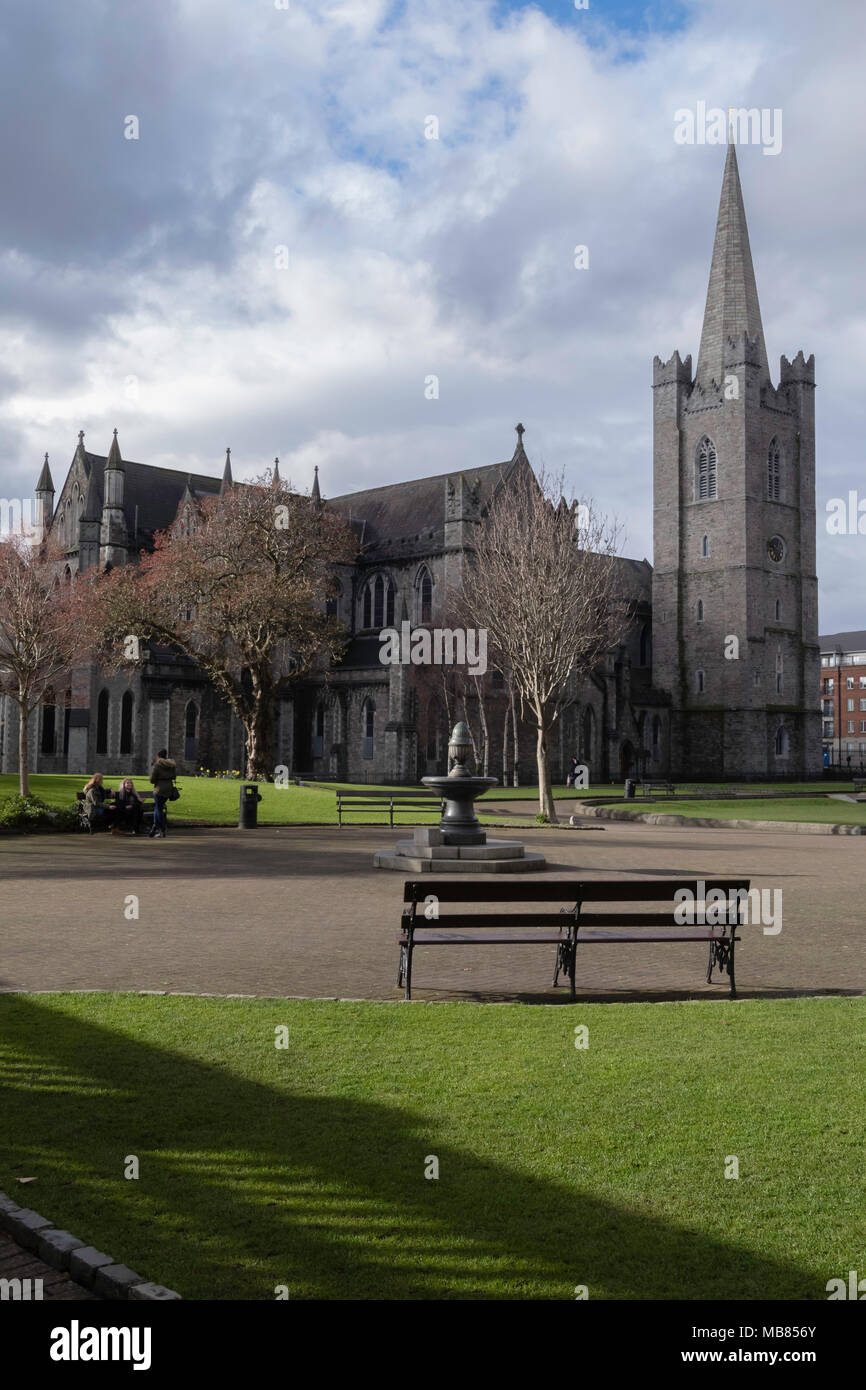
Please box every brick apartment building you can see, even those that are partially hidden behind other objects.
[819,631,866,770]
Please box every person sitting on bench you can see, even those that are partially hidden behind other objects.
[113,778,145,836]
[83,773,113,830]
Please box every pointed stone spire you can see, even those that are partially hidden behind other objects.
[106,427,124,470]
[311,464,321,505]
[221,447,233,494]
[36,452,54,494]
[272,456,281,487]
[514,422,525,455]
[695,141,770,390]
[75,429,87,462]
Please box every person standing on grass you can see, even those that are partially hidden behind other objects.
[148,748,177,838]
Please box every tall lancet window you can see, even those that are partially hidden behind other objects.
[767,438,781,501]
[696,437,717,501]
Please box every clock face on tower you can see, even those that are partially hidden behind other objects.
[767,535,786,564]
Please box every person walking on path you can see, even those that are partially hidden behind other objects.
[148,749,177,838]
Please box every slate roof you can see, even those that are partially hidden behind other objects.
[325,458,520,562]
[819,631,866,654]
[79,452,222,550]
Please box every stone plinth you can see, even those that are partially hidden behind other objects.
[374,829,546,873]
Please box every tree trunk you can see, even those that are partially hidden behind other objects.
[501,699,510,786]
[17,691,30,797]
[473,677,490,777]
[243,675,273,778]
[461,693,478,768]
[535,713,557,822]
[510,684,519,787]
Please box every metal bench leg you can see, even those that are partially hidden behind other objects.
[706,939,715,984]
[404,943,414,1001]
[568,941,577,1001]
[728,941,736,998]
[397,943,406,989]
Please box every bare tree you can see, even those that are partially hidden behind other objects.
[96,471,356,778]
[0,538,92,795]
[456,467,629,821]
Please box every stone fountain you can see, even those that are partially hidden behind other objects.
[373,721,546,873]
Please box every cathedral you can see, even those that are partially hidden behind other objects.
[0,143,821,785]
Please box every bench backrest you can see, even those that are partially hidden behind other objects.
[338,789,440,800]
[404,878,751,911]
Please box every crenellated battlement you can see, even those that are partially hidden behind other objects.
[652,350,693,388]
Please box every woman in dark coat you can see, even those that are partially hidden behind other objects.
[148,749,177,838]
[114,778,144,836]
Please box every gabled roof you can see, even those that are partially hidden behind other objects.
[326,456,525,561]
[79,452,222,549]
[819,631,866,654]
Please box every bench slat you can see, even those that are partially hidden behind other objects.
[405,878,751,903]
[400,931,567,945]
[577,928,736,943]
[406,912,572,930]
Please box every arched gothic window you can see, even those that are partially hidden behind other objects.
[774,724,789,757]
[120,691,134,756]
[362,699,375,760]
[697,600,704,623]
[183,700,197,761]
[702,534,710,558]
[41,688,56,756]
[651,716,661,760]
[96,689,110,755]
[417,566,433,624]
[362,583,371,629]
[312,701,325,758]
[374,575,384,628]
[696,437,717,501]
[639,624,652,667]
[767,438,781,501]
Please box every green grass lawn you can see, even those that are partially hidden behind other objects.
[2,773,862,827]
[0,773,578,827]
[0,993,863,1300]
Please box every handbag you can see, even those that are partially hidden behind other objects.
[169,786,181,802]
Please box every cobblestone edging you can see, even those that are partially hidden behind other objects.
[569,803,865,834]
[0,1192,180,1301]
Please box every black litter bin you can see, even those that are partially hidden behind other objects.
[239,782,263,828]
[624,779,635,800]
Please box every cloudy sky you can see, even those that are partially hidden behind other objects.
[0,0,863,631]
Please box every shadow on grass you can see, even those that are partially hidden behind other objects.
[0,994,822,1301]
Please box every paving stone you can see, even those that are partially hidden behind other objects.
[37,1228,87,1269]
[93,1263,145,1299]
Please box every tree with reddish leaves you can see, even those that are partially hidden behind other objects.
[0,537,94,795]
[96,471,356,778]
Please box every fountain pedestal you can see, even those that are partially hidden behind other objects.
[373,722,546,874]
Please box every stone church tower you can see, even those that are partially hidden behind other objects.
[652,141,821,778]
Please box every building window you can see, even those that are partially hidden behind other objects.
[775,725,789,757]
[362,699,375,760]
[847,677,854,689]
[183,700,198,762]
[120,691,134,756]
[847,699,855,712]
[775,599,781,621]
[754,670,760,686]
[651,716,661,761]
[696,436,717,501]
[639,624,652,666]
[767,438,781,501]
[417,566,433,624]
[326,580,342,619]
[311,702,324,759]
[373,575,384,628]
[96,689,110,755]
[776,673,782,694]
[701,534,709,557]
[696,600,704,623]
[41,689,56,756]
[861,721,866,734]
[826,678,834,692]
[362,583,372,629]
[848,721,855,734]
[696,670,705,693]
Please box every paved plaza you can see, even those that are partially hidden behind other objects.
[1,820,863,1002]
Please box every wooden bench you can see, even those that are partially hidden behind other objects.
[397,877,750,1000]
[77,790,156,834]
[336,788,445,828]
[639,780,676,797]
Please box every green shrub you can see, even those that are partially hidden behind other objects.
[0,794,79,833]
